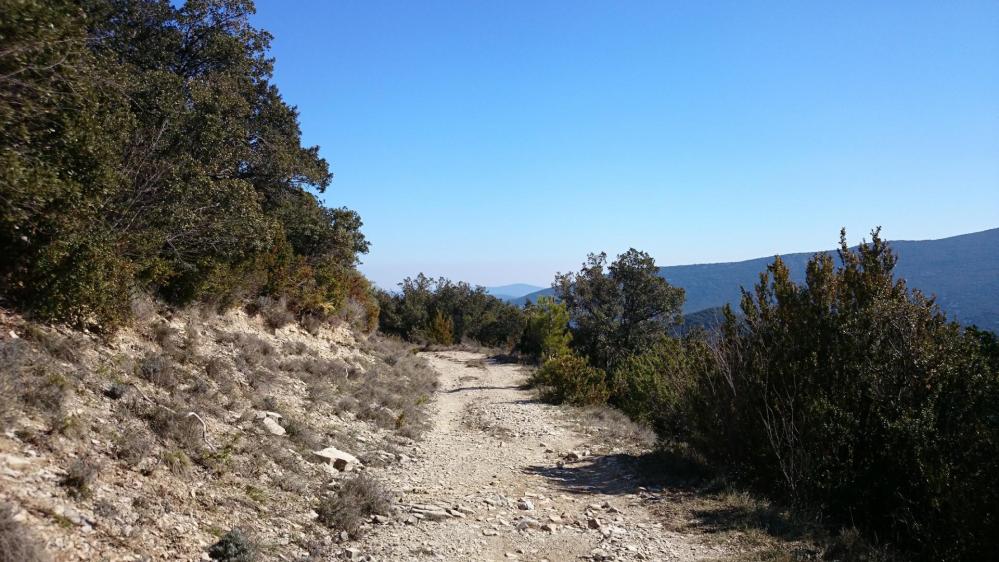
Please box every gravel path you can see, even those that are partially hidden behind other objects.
[353,351,725,561]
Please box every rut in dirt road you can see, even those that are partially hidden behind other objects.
[350,351,730,561]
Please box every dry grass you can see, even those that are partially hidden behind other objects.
[137,352,178,388]
[569,405,657,450]
[0,503,47,562]
[62,458,99,499]
[252,296,294,332]
[0,338,71,429]
[316,473,391,536]
[114,425,154,467]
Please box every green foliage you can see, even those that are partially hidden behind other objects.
[610,336,712,437]
[377,274,525,348]
[427,310,454,345]
[691,229,999,560]
[208,528,257,562]
[517,296,572,363]
[554,249,684,370]
[0,0,369,329]
[531,353,610,405]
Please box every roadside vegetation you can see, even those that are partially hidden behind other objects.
[525,229,999,561]
[376,274,525,348]
[1,0,377,334]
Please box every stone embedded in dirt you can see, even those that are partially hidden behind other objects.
[587,517,602,529]
[590,548,612,560]
[564,451,582,461]
[261,416,286,436]
[515,517,540,531]
[540,523,555,532]
[311,447,360,471]
[482,528,499,536]
[343,547,361,559]
[516,498,534,511]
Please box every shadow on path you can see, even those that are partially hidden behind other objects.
[523,453,652,496]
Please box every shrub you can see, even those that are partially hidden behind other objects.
[61,458,98,499]
[0,503,46,562]
[316,474,391,535]
[426,310,454,345]
[114,426,152,467]
[253,296,294,331]
[138,353,177,388]
[517,296,571,363]
[531,353,610,405]
[162,449,193,476]
[610,336,713,438]
[208,528,257,562]
[146,407,203,447]
[691,229,999,560]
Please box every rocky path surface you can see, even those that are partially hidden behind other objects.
[353,351,727,562]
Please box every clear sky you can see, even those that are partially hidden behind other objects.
[250,1,999,289]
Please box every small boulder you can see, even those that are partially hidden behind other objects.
[516,498,534,511]
[515,517,540,531]
[312,447,360,471]
[261,416,286,436]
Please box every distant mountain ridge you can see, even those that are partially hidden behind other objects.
[485,283,545,301]
[512,228,999,333]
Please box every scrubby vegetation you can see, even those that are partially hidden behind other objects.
[316,473,391,536]
[208,528,258,562]
[530,230,999,560]
[377,274,525,348]
[0,503,47,562]
[0,0,375,332]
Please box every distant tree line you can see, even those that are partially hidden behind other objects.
[525,229,999,561]
[0,0,376,331]
[376,274,525,348]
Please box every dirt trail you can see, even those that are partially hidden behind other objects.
[354,351,728,561]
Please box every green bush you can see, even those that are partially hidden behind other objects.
[377,274,525,347]
[517,296,571,363]
[426,310,454,345]
[691,229,999,560]
[610,336,711,437]
[531,353,610,405]
[208,528,257,562]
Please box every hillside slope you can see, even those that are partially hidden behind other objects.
[514,228,999,332]
[0,305,437,560]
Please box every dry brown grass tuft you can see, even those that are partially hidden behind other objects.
[0,339,72,429]
[253,296,294,332]
[137,352,178,389]
[114,425,154,467]
[0,503,47,562]
[316,473,391,535]
[62,458,99,499]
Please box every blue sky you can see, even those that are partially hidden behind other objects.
[250,1,999,289]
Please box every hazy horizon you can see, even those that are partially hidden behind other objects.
[250,1,999,289]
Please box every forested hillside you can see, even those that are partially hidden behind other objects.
[514,228,999,332]
[1,0,376,332]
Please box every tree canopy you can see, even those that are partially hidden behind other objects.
[0,0,373,330]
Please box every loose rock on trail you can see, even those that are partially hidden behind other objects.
[353,351,729,561]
